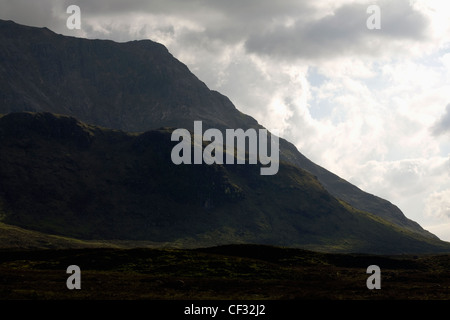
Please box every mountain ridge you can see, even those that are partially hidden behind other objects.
[0,19,441,248]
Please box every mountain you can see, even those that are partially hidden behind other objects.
[0,19,252,132]
[0,19,441,248]
[0,111,449,254]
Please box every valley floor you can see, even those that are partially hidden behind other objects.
[1,244,450,300]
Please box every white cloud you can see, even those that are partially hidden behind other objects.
[425,189,450,220]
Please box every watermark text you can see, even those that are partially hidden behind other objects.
[171,121,279,175]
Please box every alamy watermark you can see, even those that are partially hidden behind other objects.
[171,121,280,176]
[366,265,381,289]
[66,5,81,30]
[366,4,381,30]
[66,265,81,289]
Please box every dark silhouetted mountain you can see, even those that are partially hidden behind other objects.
[0,19,253,132]
[0,20,439,246]
[0,112,449,253]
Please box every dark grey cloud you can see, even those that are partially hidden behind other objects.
[0,0,65,30]
[168,0,315,52]
[244,0,430,61]
[432,104,450,136]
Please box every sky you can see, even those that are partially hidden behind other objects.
[1,0,450,240]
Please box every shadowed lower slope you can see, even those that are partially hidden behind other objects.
[0,112,449,254]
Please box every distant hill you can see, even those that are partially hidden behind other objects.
[0,221,116,249]
[0,112,449,254]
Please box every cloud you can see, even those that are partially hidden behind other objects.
[0,0,67,32]
[353,157,450,198]
[425,189,450,220]
[345,156,450,238]
[431,104,450,136]
[244,0,431,61]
